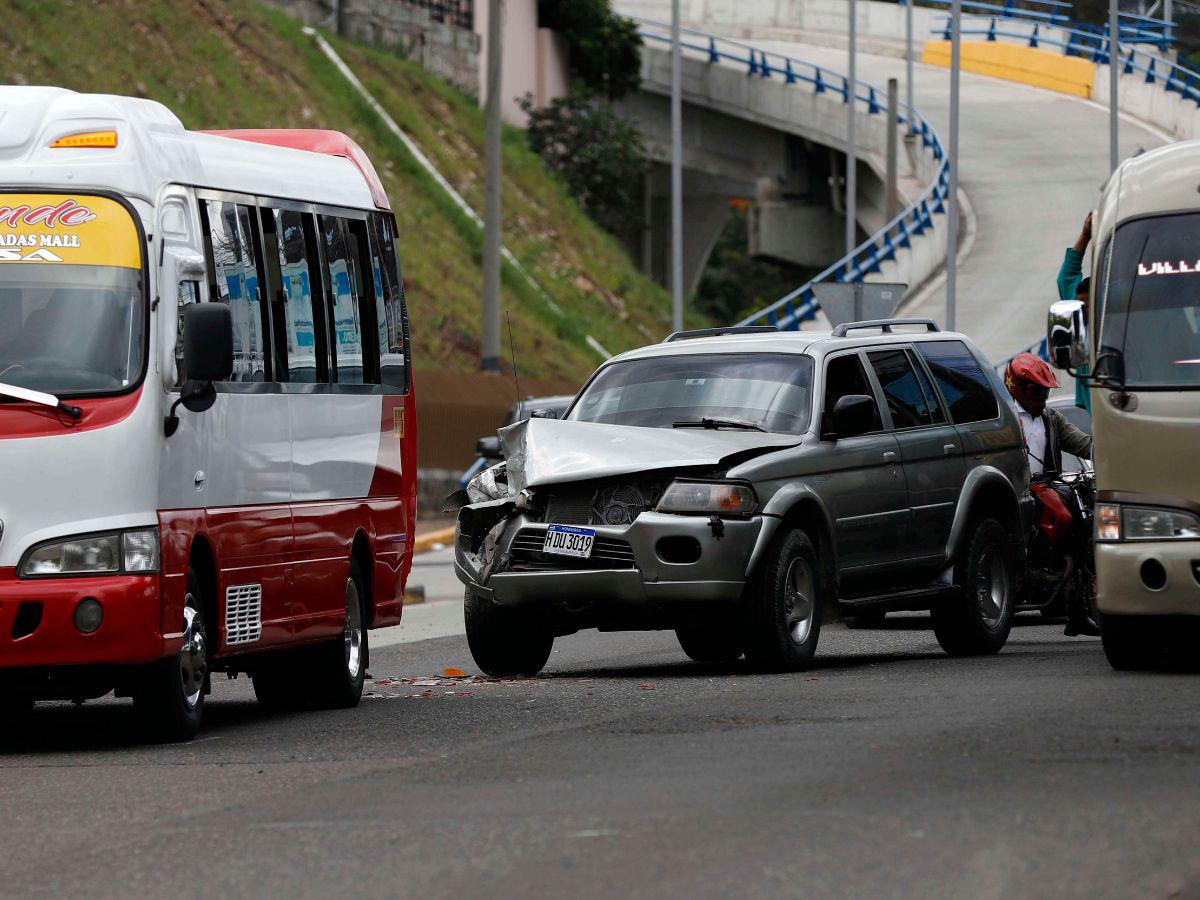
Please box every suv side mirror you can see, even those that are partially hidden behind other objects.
[829,394,877,440]
[165,304,234,437]
[1047,299,1088,370]
[476,435,503,460]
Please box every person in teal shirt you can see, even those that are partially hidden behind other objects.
[1055,212,1092,412]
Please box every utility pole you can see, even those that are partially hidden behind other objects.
[1109,0,1120,172]
[481,0,503,371]
[905,0,915,134]
[946,0,961,331]
[846,0,858,276]
[671,0,684,332]
[886,78,899,221]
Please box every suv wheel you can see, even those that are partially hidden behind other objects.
[465,590,553,677]
[676,625,742,663]
[741,527,823,671]
[1101,615,1163,671]
[932,518,1013,656]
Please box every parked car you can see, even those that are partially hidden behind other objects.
[459,395,575,490]
[453,321,1030,675]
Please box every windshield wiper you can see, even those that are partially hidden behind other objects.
[0,381,82,419]
[672,417,765,432]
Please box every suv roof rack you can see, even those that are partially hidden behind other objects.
[664,325,779,343]
[831,318,941,338]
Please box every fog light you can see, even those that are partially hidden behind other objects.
[1140,559,1168,592]
[74,597,103,634]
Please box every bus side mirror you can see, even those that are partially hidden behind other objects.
[159,246,207,390]
[1047,299,1087,370]
[165,304,233,437]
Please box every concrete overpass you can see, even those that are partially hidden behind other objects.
[616,0,1179,360]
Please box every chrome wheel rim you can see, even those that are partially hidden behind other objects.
[344,578,363,680]
[180,594,207,710]
[976,547,1008,629]
[784,557,815,645]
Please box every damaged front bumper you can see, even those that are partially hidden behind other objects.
[454,504,769,613]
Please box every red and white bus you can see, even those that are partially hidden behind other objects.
[0,87,417,739]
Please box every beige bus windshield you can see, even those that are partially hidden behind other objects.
[1100,212,1200,388]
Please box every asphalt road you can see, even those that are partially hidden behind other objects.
[3,598,1199,899]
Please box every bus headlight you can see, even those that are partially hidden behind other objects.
[20,528,160,577]
[1096,504,1121,542]
[656,480,757,517]
[1122,506,1200,541]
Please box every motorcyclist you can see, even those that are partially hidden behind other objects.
[1004,352,1099,636]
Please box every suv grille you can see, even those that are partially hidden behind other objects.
[542,479,668,527]
[507,529,637,571]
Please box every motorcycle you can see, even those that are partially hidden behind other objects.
[1016,462,1097,626]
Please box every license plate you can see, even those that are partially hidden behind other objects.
[543,524,595,559]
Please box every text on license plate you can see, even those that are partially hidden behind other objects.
[543,524,596,558]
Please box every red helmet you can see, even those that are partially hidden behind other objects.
[1005,352,1059,416]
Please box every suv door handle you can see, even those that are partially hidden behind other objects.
[883,451,898,463]
[943,443,957,455]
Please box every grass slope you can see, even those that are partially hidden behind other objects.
[0,0,699,382]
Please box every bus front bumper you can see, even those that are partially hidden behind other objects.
[1096,542,1200,616]
[0,568,165,670]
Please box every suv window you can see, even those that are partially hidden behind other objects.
[916,340,999,424]
[867,349,936,429]
[823,353,882,432]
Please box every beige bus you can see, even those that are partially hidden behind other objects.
[1048,141,1200,670]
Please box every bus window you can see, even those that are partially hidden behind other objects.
[269,208,328,383]
[320,215,366,385]
[202,200,269,382]
[370,213,410,394]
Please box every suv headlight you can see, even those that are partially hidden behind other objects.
[656,480,757,517]
[20,528,160,577]
[1120,506,1200,541]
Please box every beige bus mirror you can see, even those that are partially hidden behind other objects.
[159,246,207,389]
[1047,299,1087,370]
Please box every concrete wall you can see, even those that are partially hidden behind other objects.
[265,0,481,97]
[476,0,570,125]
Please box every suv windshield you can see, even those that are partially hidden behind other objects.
[1101,212,1200,388]
[569,352,814,434]
[0,194,144,396]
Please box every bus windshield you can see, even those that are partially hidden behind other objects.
[1101,212,1200,388]
[0,194,144,397]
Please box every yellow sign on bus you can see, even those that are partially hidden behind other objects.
[0,193,141,268]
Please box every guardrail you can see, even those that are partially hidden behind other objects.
[904,0,1073,26]
[933,15,1200,100]
[626,19,954,332]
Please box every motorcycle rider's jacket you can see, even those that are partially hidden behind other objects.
[1020,406,1092,478]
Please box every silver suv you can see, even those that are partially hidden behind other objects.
[454,320,1030,675]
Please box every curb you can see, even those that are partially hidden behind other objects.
[412,526,456,556]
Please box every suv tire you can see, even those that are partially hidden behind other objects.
[933,518,1013,656]
[1101,615,1162,671]
[676,625,742,663]
[465,590,553,677]
[741,527,823,671]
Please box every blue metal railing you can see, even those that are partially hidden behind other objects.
[904,0,1073,26]
[934,15,1200,102]
[630,19,951,332]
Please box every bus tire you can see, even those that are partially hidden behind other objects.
[932,518,1013,656]
[312,558,368,709]
[135,568,208,742]
[465,590,553,677]
[1101,615,1163,671]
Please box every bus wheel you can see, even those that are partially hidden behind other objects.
[135,568,208,742]
[1101,615,1163,671]
[312,558,368,709]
